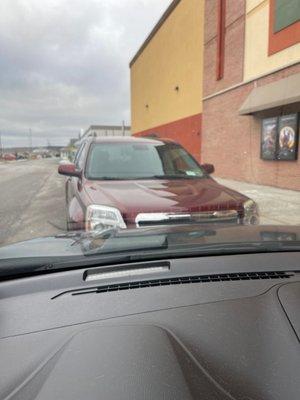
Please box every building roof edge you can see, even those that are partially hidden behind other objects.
[129,0,181,68]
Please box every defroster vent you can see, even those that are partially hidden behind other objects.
[51,270,294,299]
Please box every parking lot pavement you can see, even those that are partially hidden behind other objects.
[215,177,300,225]
[0,158,66,246]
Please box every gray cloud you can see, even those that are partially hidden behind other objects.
[0,0,171,147]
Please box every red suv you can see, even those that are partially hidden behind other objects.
[58,137,258,230]
[3,153,16,161]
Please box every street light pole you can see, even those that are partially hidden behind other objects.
[29,128,32,153]
[0,132,3,158]
[122,120,125,136]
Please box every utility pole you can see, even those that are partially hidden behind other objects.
[28,128,32,152]
[0,132,3,158]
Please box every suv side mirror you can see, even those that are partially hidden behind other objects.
[201,163,215,174]
[58,163,82,178]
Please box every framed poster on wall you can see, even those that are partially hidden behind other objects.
[277,114,298,161]
[261,114,299,161]
[261,117,277,160]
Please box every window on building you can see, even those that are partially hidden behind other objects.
[269,0,300,55]
[274,0,300,33]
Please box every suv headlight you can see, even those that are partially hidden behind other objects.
[86,205,126,231]
[243,199,259,225]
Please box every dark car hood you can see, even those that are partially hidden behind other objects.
[0,236,82,259]
[84,178,247,221]
[1,225,300,262]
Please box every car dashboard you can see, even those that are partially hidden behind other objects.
[0,251,300,400]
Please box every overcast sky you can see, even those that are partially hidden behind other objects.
[0,0,171,148]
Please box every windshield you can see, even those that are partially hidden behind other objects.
[86,142,206,179]
[0,0,299,269]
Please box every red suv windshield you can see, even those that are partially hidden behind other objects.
[86,142,206,180]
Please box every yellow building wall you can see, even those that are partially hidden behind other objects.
[244,0,300,81]
[130,0,204,134]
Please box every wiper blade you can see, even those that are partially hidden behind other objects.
[151,174,198,179]
[83,233,168,255]
[95,177,128,180]
[56,226,169,256]
[93,176,165,180]
[55,226,118,246]
[88,175,203,180]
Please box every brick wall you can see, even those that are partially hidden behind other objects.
[204,0,245,97]
[202,63,300,190]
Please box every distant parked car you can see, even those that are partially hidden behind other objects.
[58,136,259,231]
[59,159,69,165]
[3,153,16,161]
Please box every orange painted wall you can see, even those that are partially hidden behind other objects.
[134,113,202,162]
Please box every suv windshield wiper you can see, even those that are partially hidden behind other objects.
[56,226,169,255]
[89,174,204,180]
[90,176,130,180]
[149,174,203,179]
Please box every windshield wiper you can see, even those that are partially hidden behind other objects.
[90,176,161,180]
[91,176,129,180]
[85,235,168,255]
[150,174,202,179]
[57,226,169,255]
[88,175,203,180]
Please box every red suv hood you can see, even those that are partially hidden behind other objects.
[84,178,247,224]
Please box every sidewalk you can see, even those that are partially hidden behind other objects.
[215,178,300,225]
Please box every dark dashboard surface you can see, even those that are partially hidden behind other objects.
[0,251,300,400]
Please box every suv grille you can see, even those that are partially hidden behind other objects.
[135,211,238,227]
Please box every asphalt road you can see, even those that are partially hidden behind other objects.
[0,158,66,246]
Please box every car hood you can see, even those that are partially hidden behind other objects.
[1,225,300,262]
[0,236,82,259]
[84,178,247,222]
